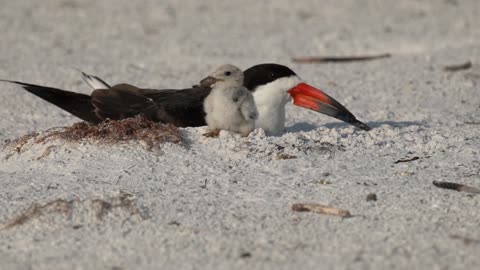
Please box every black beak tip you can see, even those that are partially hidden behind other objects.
[352,120,371,131]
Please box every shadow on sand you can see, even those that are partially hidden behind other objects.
[286,121,426,133]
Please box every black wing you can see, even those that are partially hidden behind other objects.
[0,79,101,124]
[2,79,211,127]
[92,84,211,127]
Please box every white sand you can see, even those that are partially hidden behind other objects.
[1,1,480,269]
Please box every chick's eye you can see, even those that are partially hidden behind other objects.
[224,71,232,76]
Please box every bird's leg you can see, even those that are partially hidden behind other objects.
[240,130,252,137]
[203,129,221,138]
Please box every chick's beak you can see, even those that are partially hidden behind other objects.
[200,76,221,87]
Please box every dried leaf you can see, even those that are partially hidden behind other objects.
[292,203,352,217]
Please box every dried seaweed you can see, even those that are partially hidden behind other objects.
[1,192,149,230]
[3,133,39,159]
[91,192,145,220]
[1,199,73,230]
[38,115,182,147]
[4,116,182,156]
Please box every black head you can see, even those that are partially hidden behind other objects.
[243,64,297,91]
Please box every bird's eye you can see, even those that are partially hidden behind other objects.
[270,72,276,77]
[224,71,232,76]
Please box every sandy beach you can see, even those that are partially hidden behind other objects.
[1,1,479,269]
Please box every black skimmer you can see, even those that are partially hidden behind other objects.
[0,63,371,133]
[202,64,258,137]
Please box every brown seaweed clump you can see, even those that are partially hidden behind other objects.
[5,116,182,156]
[38,115,183,147]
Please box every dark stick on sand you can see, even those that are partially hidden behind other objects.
[394,156,420,164]
[432,181,480,194]
[443,61,472,72]
[450,234,480,245]
[292,53,391,64]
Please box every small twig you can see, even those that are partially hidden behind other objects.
[167,221,181,226]
[443,61,472,72]
[395,171,415,176]
[366,193,378,202]
[292,203,352,217]
[464,121,480,125]
[450,234,480,245]
[273,153,297,160]
[433,181,480,194]
[394,156,420,164]
[292,53,391,64]
[240,251,252,259]
[200,179,208,189]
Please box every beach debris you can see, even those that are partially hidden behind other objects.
[356,181,378,186]
[1,199,74,230]
[36,145,55,160]
[394,171,415,176]
[450,234,480,245]
[366,193,378,202]
[240,251,252,259]
[91,192,144,220]
[38,115,182,146]
[200,179,208,189]
[167,221,181,226]
[3,132,39,159]
[46,183,60,190]
[317,179,331,185]
[432,181,480,194]
[1,192,148,230]
[291,203,352,217]
[3,115,182,158]
[394,156,419,164]
[273,153,297,160]
[292,53,391,64]
[443,61,472,72]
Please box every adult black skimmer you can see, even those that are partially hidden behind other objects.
[0,63,371,133]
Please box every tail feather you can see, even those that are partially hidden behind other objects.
[80,71,111,90]
[0,79,101,124]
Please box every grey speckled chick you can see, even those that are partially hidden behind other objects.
[202,65,258,137]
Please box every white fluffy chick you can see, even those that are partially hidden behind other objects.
[202,64,258,137]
